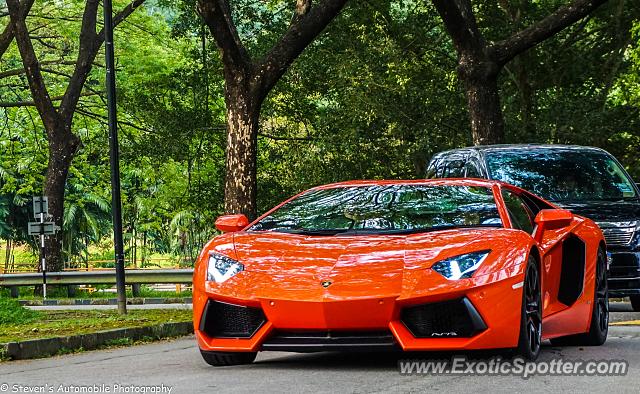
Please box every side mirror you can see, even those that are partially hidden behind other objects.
[533,209,573,242]
[215,214,249,233]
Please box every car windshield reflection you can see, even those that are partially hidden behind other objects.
[249,185,503,235]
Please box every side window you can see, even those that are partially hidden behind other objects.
[443,159,465,178]
[426,160,438,179]
[502,189,534,234]
[520,193,544,218]
[464,160,482,178]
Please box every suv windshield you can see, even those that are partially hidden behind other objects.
[249,185,503,235]
[486,149,638,203]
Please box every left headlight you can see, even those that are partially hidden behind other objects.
[207,253,244,283]
[431,250,490,280]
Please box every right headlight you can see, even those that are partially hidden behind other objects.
[207,253,244,283]
[431,251,490,280]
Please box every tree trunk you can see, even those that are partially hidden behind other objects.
[223,89,259,220]
[458,59,506,146]
[43,133,80,272]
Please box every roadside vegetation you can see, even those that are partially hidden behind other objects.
[0,285,191,300]
[0,298,41,325]
[0,309,192,344]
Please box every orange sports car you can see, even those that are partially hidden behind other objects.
[193,179,608,366]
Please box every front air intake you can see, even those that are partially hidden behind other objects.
[262,330,398,352]
[199,300,266,338]
[401,298,487,338]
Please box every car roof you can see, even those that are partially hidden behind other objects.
[435,143,609,157]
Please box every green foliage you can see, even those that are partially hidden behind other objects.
[0,309,192,343]
[0,298,41,325]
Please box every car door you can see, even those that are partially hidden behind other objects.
[517,190,587,323]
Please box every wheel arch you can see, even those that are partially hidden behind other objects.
[598,240,606,255]
[528,245,542,270]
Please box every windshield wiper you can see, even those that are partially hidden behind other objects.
[276,228,351,236]
[270,224,501,236]
[335,224,501,236]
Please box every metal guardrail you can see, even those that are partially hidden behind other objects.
[0,269,194,287]
[2,258,191,274]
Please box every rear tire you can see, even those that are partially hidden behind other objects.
[200,350,257,366]
[515,256,542,360]
[550,248,608,347]
[630,296,640,312]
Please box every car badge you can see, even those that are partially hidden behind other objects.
[321,280,332,288]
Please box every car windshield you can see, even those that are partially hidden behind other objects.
[249,184,503,235]
[485,149,638,203]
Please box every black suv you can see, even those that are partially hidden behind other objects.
[427,144,640,310]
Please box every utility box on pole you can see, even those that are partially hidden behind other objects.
[28,196,58,299]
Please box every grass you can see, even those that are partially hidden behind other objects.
[0,286,192,300]
[0,298,42,325]
[0,308,192,343]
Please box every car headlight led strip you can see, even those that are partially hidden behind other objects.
[207,253,244,283]
[431,250,491,280]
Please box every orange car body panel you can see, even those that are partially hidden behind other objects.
[193,179,605,352]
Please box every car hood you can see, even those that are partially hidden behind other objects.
[218,228,527,300]
[556,200,640,223]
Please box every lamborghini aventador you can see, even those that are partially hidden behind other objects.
[193,179,608,366]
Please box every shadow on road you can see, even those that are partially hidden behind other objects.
[252,348,541,370]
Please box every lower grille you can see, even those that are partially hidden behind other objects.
[598,222,637,247]
[199,300,265,338]
[401,298,487,338]
[262,330,398,352]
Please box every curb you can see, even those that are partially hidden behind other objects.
[609,325,640,337]
[0,321,193,361]
[19,297,193,306]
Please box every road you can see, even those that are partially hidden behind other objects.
[2,308,640,393]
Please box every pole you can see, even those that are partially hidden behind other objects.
[40,211,46,299]
[104,0,127,314]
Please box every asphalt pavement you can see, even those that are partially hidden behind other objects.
[2,307,640,393]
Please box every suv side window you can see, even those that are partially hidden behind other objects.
[502,189,534,234]
[464,160,482,178]
[443,158,465,178]
[426,159,439,179]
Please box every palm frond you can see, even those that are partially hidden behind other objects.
[170,210,194,231]
[85,193,111,213]
[63,204,79,229]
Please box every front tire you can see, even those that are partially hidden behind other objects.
[516,256,542,360]
[630,296,640,312]
[200,350,257,366]
[550,248,608,346]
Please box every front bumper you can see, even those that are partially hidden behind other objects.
[194,268,525,353]
[608,250,640,297]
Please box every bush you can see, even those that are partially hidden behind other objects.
[0,298,41,325]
